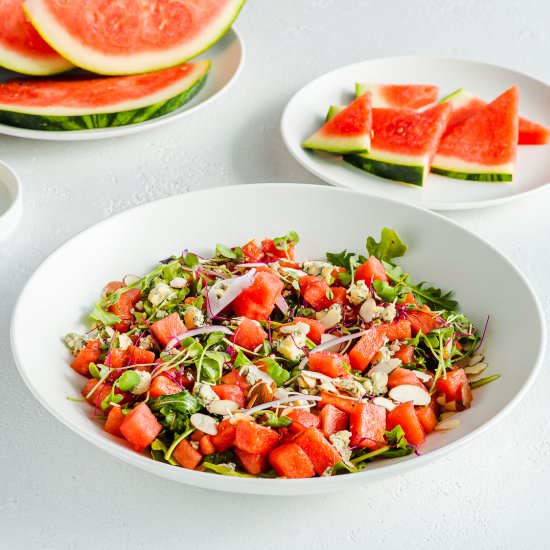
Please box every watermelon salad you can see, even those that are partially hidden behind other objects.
[302,83,549,186]
[65,229,498,479]
[0,0,247,131]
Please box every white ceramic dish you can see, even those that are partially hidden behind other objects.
[11,184,545,495]
[0,28,244,141]
[281,56,550,211]
[0,161,22,241]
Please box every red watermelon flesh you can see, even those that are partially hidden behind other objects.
[442,88,548,145]
[432,86,519,181]
[356,83,439,109]
[302,92,372,154]
[24,0,246,75]
[0,0,72,75]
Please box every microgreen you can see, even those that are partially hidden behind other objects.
[366,227,408,264]
[255,410,293,428]
[118,370,140,392]
[273,230,300,251]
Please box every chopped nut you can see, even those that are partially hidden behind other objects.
[435,419,461,431]
[389,384,431,406]
[207,399,239,416]
[246,381,275,409]
[468,354,484,367]
[190,413,219,435]
[464,362,488,376]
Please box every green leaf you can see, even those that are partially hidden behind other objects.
[88,362,101,379]
[366,228,408,264]
[149,390,201,433]
[215,243,237,259]
[162,261,182,282]
[203,449,237,465]
[118,370,140,391]
[202,462,254,477]
[183,252,199,269]
[256,410,292,428]
[201,351,225,384]
[233,350,252,369]
[150,439,179,466]
[273,230,300,251]
[373,280,400,302]
[264,360,290,386]
[89,303,121,326]
[206,332,225,348]
[326,250,365,271]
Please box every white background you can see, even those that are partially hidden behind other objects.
[1,1,549,548]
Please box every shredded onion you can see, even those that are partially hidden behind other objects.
[243,394,322,415]
[298,330,367,369]
[166,325,233,350]
[206,269,256,318]
[275,294,289,315]
[236,263,268,268]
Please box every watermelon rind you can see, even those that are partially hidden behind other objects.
[23,0,246,75]
[0,60,210,131]
[355,83,392,108]
[0,43,73,76]
[302,133,370,155]
[439,88,475,109]
[326,105,427,187]
[430,156,514,182]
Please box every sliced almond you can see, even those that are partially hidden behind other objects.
[372,396,396,411]
[468,354,484,367]
[207,399,239,416]
[190,413,219,435]
[123,274,141,286]
[389,384,431,406]
[368,358,401,375]
[439,411,456,421]
[413,370,432,383]
[464,362,488,376]
[435,419,461,431]
[246,381,275,409]
[436,395,447,406]
[443,400,458,411]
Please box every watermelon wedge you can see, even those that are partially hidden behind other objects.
[0,60,210,131]
[335,103,452,186]
[441,88,550,145]
[355,83,439,109]
[432,86,519,182]
[23,0,246,75]
[0,0,72,75]
[303,93,372,154]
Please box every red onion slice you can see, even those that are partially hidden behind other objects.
[298,330,367,369]
[165,325,233,350]
[275,294,289,315]
[206,269,256,318]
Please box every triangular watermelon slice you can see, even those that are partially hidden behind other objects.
[441,88,549,145]
[355,83,439,109]
[0,0,72,75]
[336,103,452,186]
[302,93,372,154]
[432,86,519,182]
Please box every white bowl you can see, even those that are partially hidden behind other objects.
[11,184,545,495]
[0,161,22,241]
[0,27,244,141]
[281,56,550,211]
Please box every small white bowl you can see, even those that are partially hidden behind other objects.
[0,161,22,241]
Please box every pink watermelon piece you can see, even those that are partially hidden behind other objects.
[0,0,72,75]
[442,88,549,145]
[23,0,246,75]
[355,83,439,109]
[343,102,452,187]
[303,92,373,154]
[432,86,519,182]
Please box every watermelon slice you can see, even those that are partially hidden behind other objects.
[334,103,452,186]
[23,0,246,75]
[432,86,519,182]
[442,88,550,145]
[0,0,72,75]
[0,60,210,131]
[355,83,439,109]
[302,93,372,154]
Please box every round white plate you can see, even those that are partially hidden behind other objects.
[0,28,244,141]
[11,184,545,495]
[281,56,550,210]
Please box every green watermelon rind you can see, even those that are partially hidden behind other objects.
[355,83,390,107]
[24,0,246,75]
[430,155,514,182]
[0,43,73,76]
[0,68,208,131]
[345,153,425,187]
[326,104,426,186]
[302,134,371,155]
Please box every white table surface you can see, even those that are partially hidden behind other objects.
[1,1,549,548]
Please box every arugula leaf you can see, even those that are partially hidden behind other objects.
[366,228,407,264]
[326,250,366,271]
[202,462,254,477]
[383,261,458,311]
[273,230,300,251]
[215,243,238,259]
[149,390,201,433]
[381,426,413,458]
[203,449,237,465]
[150,439,179,466]
[373,280,402,303]
[200,351,226,384]
[233,350,252,369]
[255,410,292,428]
[89,303,121,326]
[265,360,290,386]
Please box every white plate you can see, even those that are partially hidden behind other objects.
[281,56,550,210]
[11,184,545,495]
[0,28,244,141]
